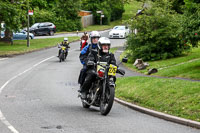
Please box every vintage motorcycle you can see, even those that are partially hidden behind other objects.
[79,58,125,115]
[58,46,68,62]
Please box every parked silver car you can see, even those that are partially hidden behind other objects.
[1,30,34,40]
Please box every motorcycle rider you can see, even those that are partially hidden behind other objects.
[81,31,89,41]
[78,31,101,91]
[58,38,70,58]
[80,37,117,99]
[80,31,89,50]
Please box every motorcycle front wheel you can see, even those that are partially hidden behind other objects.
[59,53,63,62]
[100,86,115,116]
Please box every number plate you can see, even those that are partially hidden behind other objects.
[108,64,117,76]
[97,62,107,71]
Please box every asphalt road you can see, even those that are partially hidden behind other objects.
[0,31,199,133]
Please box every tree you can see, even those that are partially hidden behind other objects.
[126,0,184,61]
[81,0,125,24]
[179,0,200,47]
[0,0,24,40]
[53,0,82,31]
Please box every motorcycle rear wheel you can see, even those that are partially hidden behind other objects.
[100,86,115,116]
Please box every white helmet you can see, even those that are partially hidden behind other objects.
[90,31,101,38]
[98,37,111,53]
[64,38,68,41]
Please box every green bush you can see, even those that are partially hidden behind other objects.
[179,2,200,47]
[81,0,124,25]
[126,1,185,61]
[55,18,82,32]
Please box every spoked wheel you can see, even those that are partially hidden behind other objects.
[100,86,115,115]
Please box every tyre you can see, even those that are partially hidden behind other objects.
[59,53,63,62]
[62,53,65,61]
[49,31,54,36]
[32,32,36,36]
[100,86,115,115]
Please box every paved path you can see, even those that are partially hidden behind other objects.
[115,47,200,82]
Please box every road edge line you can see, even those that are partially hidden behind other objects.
[0,56,54,133]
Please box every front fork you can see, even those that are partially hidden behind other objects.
[102,77,116,101]
[102,78,107,102]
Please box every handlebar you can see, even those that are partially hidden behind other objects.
[87,61,125,76]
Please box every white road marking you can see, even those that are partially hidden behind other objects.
[0,56,55,133]
[0,58,8,61]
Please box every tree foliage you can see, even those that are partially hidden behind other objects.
[0,0,82,36]
[81,0,125,24]
[180,0,200,47]
[126,1,184,61]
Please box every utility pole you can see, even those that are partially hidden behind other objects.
[100,14,102,25]
[96,11,104,25]
[27,0,30,47]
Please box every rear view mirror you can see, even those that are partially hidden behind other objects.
[122,57,128,63]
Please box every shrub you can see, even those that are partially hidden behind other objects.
[126,1,185,61]
[179,2,200,47]
[55,18,82,32]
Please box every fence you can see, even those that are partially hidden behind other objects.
[81,15,94,28]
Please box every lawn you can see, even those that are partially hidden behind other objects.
[0,36,80,56]
[122,47,200,80]
[122,0,143,20]
[116,76,200,122]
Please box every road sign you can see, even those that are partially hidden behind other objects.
[96,11,102,13]
[28,10,33,15]
[101,15,104,18]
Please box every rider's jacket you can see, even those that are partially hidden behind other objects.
[79,44,98,65]
[60,42,70,47]
[87,49,117,66]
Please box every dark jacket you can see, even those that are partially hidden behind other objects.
[79,44,98,65]
[87,49,117,66]
[60,42,70,48]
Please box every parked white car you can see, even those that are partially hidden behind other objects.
[109,25,130,39]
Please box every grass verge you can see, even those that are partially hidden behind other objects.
[116,76,200,122]
[0,36,80,56]
[122,47,200,80]
[122,0,143,20]
[110,47,118,54]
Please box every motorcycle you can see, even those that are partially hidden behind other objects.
[79,58,125,115]
[58,46,68,62]
[80,40,88,51]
